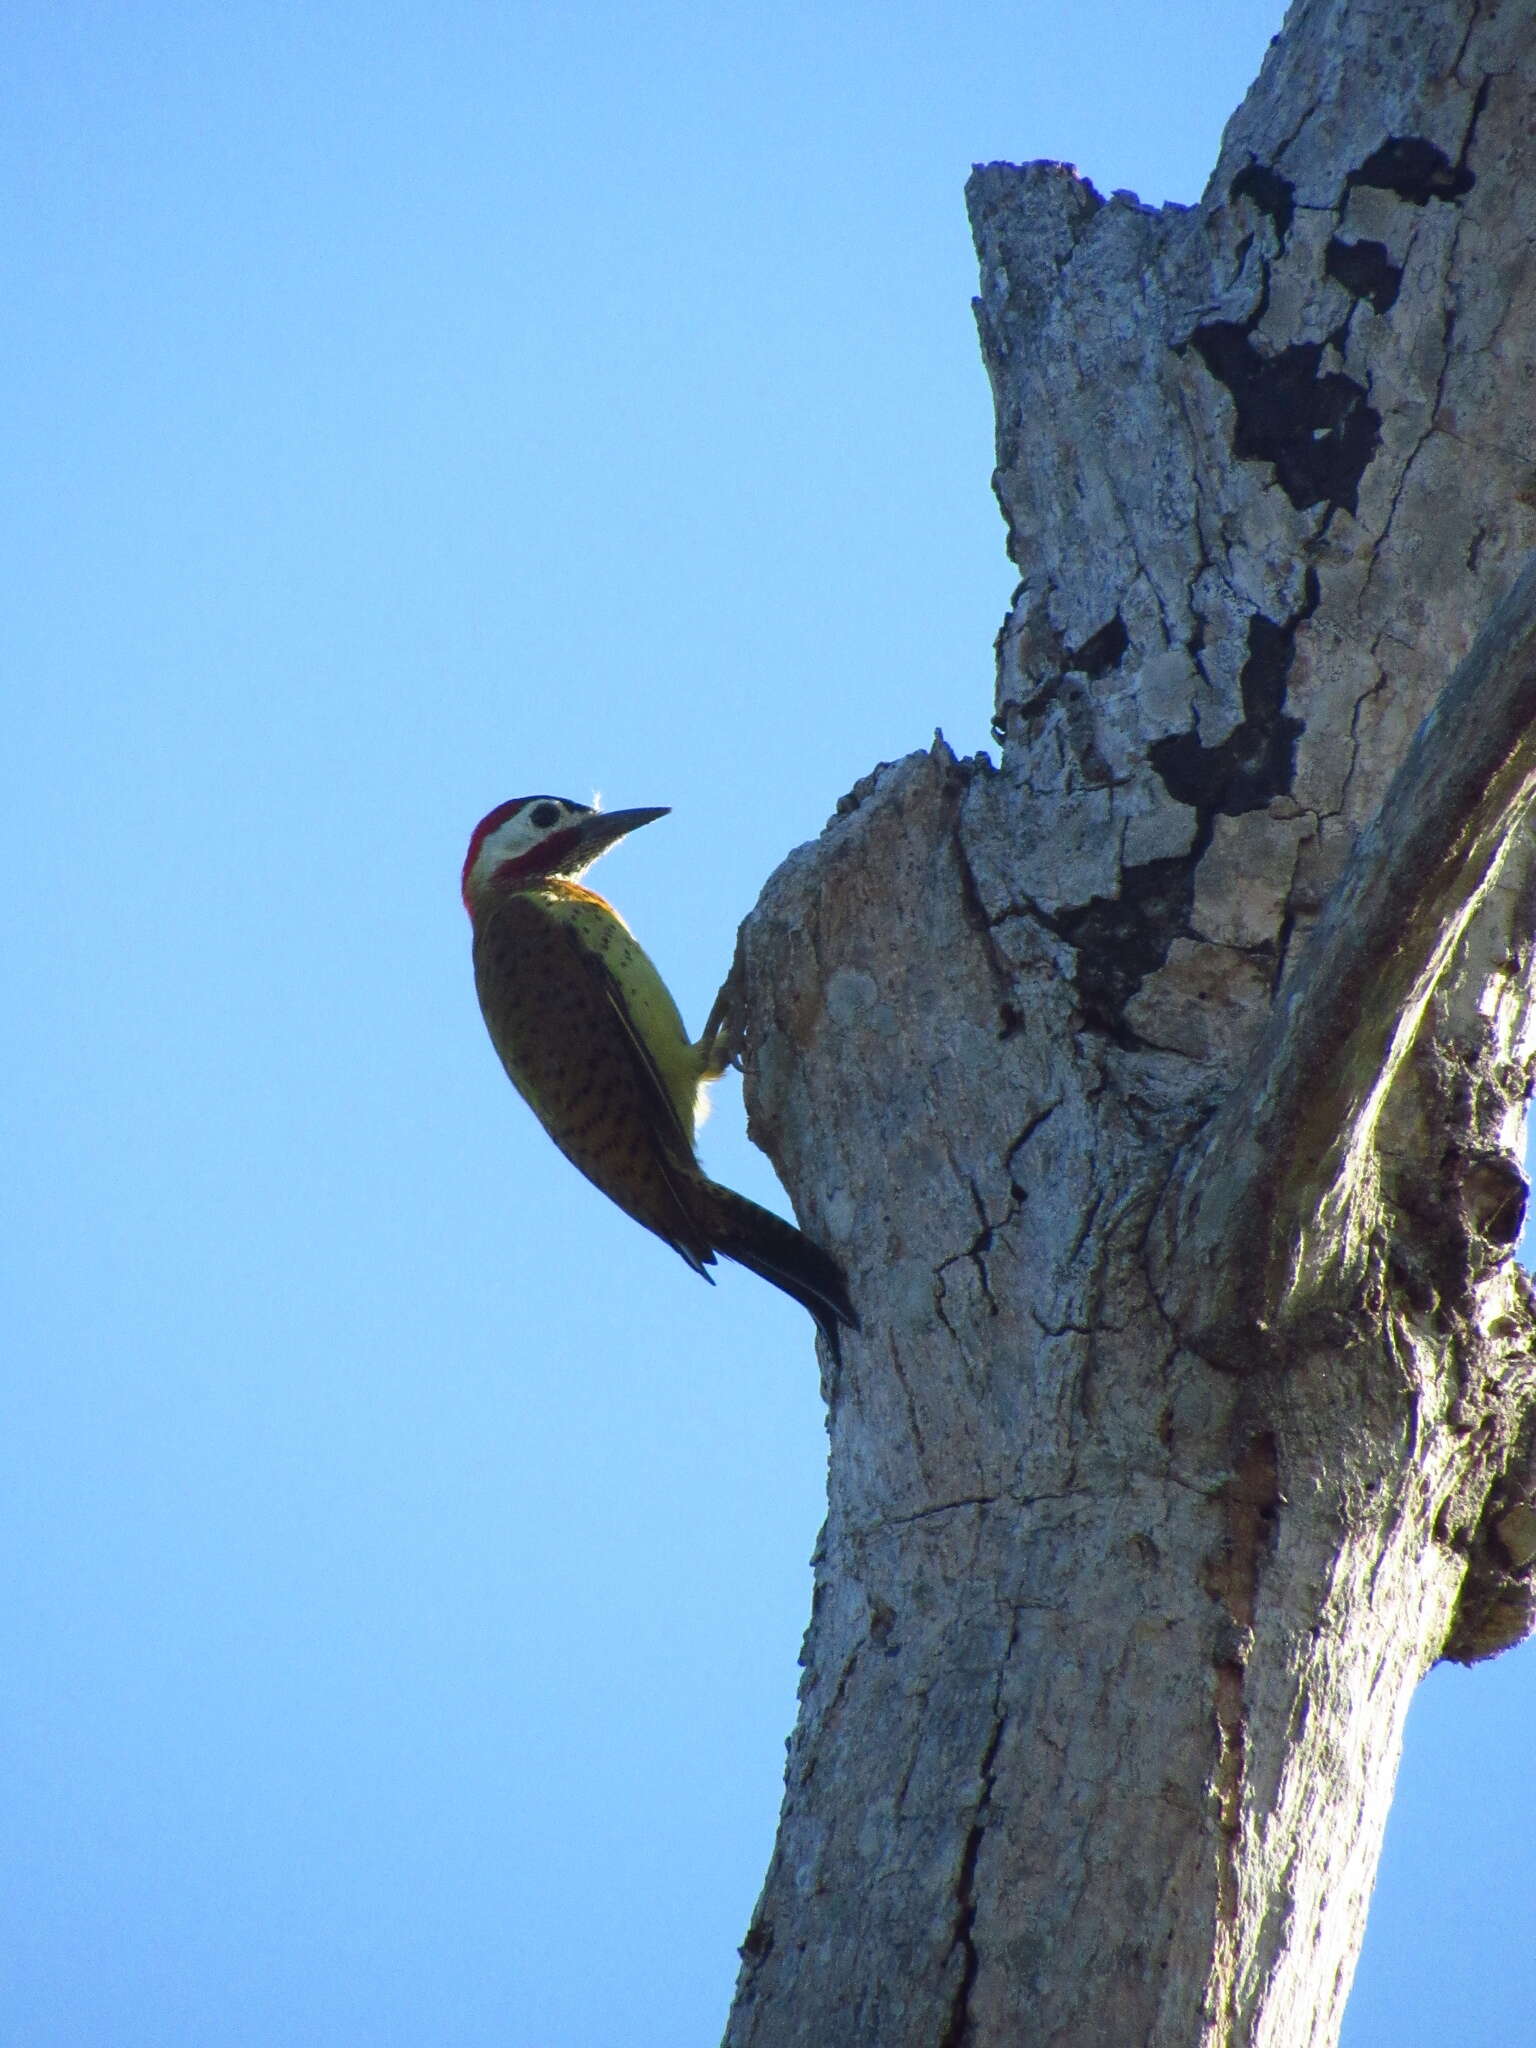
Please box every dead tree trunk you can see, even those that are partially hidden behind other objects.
[720,2,1536,2043]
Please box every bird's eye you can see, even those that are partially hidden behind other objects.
[530,802,561,829]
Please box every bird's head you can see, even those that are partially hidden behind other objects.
[461,796,669,915]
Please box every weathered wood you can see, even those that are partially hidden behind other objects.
[723,1,1536,2042]
[1163,554,1536,1352]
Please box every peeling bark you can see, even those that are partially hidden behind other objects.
[721,2,1536,2043]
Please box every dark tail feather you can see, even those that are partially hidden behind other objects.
[704,1181,859,1362]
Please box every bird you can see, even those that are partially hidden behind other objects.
[461,794,858,1357]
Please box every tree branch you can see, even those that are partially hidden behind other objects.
[1163,554,1536,1349]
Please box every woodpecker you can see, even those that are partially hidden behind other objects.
[461,795,857,1357]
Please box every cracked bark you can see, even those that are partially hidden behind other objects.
[720,1,1536,2043]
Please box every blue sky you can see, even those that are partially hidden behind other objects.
[6,5,1532,2042]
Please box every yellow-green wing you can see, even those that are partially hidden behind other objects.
[472,889,712,1272]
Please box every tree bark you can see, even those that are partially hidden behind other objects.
[720,1,1536,2043]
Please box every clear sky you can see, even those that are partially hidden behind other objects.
[6,4,1532,2043]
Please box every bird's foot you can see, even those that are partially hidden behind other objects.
[699,965,745,1077]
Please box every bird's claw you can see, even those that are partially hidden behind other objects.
[700,967,745,1077]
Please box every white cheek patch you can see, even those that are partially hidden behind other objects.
[473,822,535,890]
[474,804,587,889]
[495,818,542,859]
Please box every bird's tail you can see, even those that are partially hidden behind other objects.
[702,1181,859,1362]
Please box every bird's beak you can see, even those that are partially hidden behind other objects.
[570,805,670,858]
